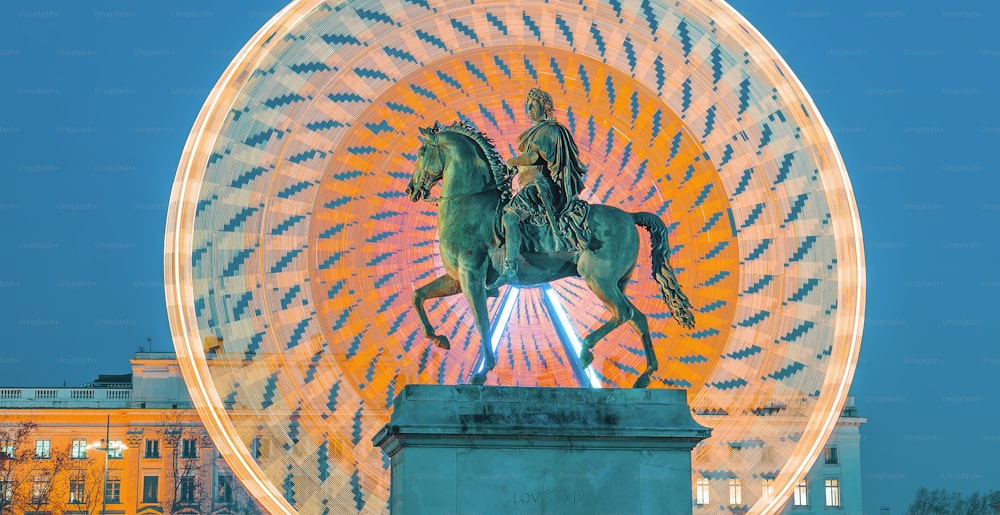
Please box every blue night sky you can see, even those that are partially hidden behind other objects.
[1,1,997,513]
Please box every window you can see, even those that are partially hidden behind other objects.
[217,475,233,503]
[793,479,809,507]
[728,478,743,505]
[181,438,197,459]
[761,478,775,499]
[71,439,88,459]
[142,475,159,503]
[180,475,197,503]
[1,481,12,502]
[105,475,122,504]
[34,439,50,459]
[695,477,710,505]
[32,473,50,503]
[145,439,160,458]
[825,478,841,507]
[824,445,839,465]
[69,476,86,504]
[107,440,124,459]
[1,440,14,459]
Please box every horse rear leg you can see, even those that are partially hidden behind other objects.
[412,274,462,349]
[580,274,657,388]
[625,304,657,388]
[578,275,632,369]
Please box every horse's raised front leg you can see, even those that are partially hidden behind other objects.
[412,273,462,350]
[458,264,495,385]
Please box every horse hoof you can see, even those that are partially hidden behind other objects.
[431,335,450,350]
[470,372,488,385]
[633,372,651,389]
[579,348,594,369]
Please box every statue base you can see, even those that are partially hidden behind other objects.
[373,385,710,515]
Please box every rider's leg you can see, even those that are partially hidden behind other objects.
[533,180,561,242]
[488,210,521,289]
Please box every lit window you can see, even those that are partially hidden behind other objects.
[69,476,86,504]
[32,473,50,502]
[145,439,160,458]
[695,477,710,505]
[71,439,88,459]
[105,475,122,504]
[142,475,159,503]
[728,478,743,505]
[824,446,839,465]
[35,439,50,459]
[793,479,809,507]
[761,478,774,499]
[181,438,198,459]
[825,478,841,507]
[108,440,124,459]
[180,475,197,503]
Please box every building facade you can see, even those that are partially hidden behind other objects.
[0,353,262,515]
[694,398,867,515]
[1,352,865,514]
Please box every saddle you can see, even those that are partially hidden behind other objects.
[494,198,591,254]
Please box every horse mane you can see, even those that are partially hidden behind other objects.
[433,121,512,201]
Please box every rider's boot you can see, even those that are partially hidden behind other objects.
[488,257,518,290]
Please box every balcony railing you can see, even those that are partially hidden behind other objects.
[0,387,132,408]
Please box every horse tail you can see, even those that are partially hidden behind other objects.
[632,212,696,329]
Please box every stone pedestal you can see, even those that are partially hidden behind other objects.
[373,385,710,515]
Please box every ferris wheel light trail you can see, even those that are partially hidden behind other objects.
[471,286,520,378]
[543,285,602,389]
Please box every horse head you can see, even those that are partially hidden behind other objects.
[405,122,445,202]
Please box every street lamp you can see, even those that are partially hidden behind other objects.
[89,415,127,515]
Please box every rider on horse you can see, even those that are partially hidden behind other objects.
[489,88,590,289]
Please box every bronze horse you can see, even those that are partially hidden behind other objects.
[404,122,695,387]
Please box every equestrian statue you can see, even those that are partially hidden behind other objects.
[404,88,695,388]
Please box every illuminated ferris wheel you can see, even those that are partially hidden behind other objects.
[165,0,865,513]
